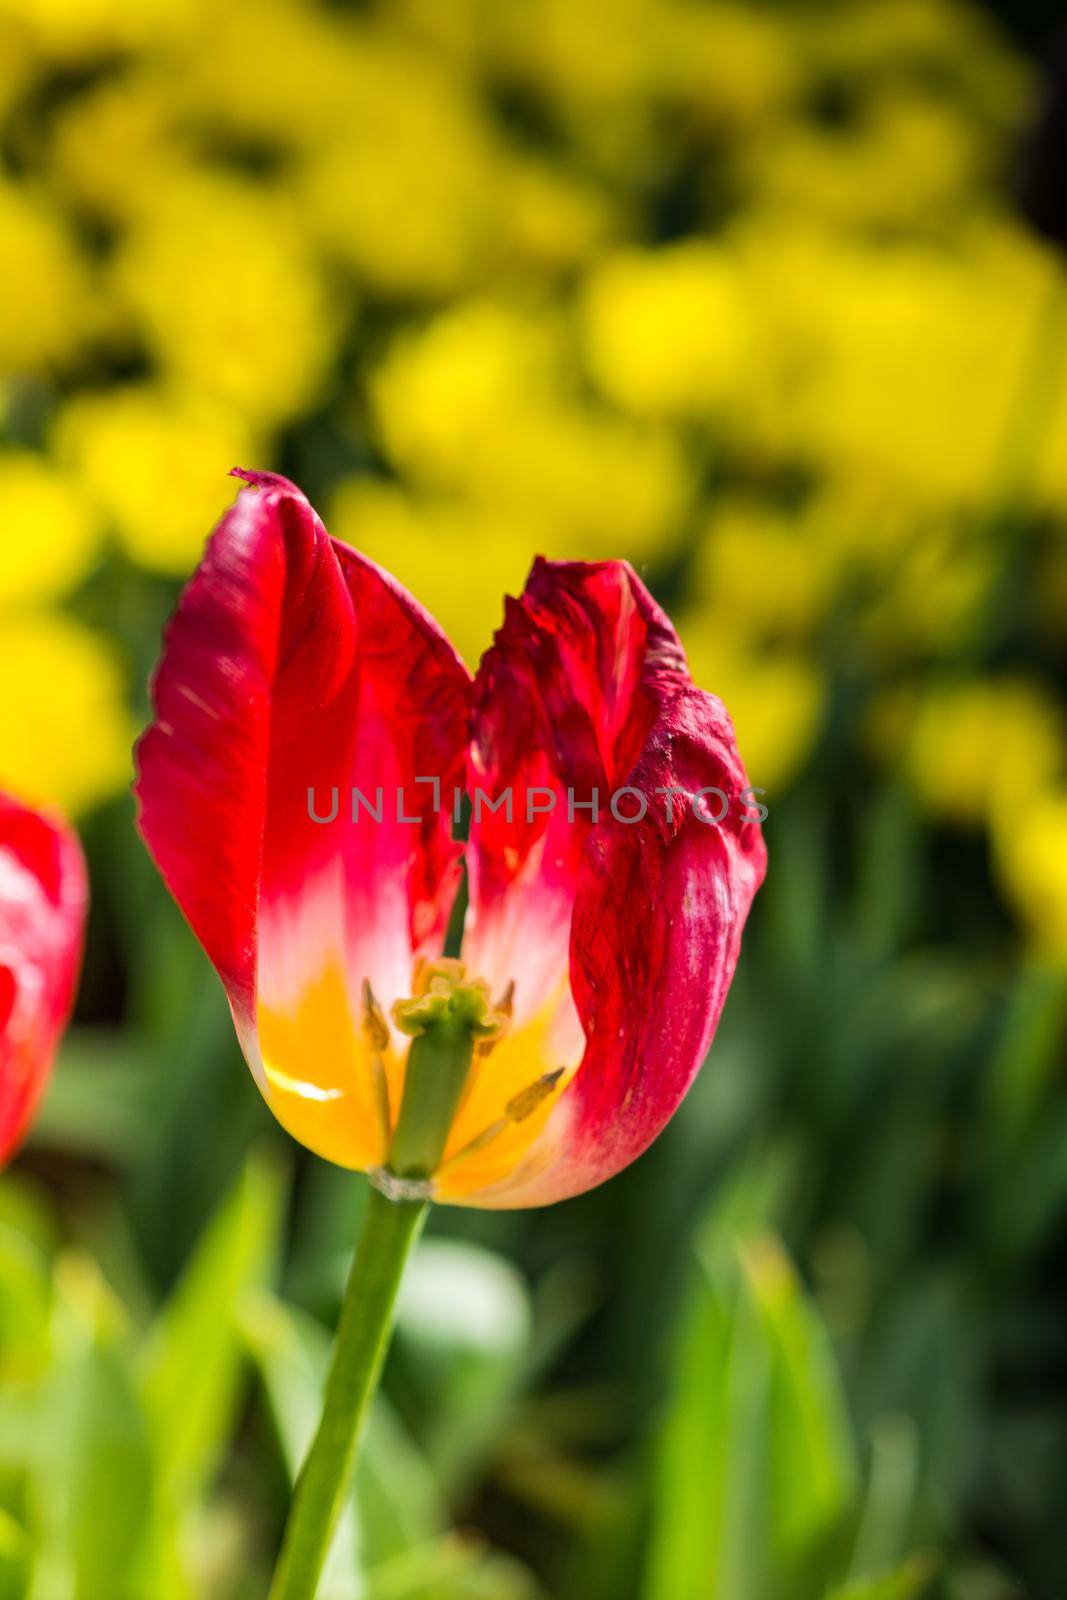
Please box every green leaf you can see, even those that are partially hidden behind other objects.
[644,1240,773,1600]
[0,1224,51,1392]
[0,1225,51,1486]
[29,1253,153,1600]
[739,1236,857,1558]
[645,1229,858,1600]
[825,1555,934,1600]
[984,965,1067,1156]
[699,1140,804,1248]
[848,1415,921,1580]
[358,1536,545,1600]
[853,787,921,960]
[0,1175,58,1258]
[0,1509,29,1600]
[28,1030,156,1164]
[138,1150,286,1533]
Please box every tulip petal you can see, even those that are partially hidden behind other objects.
[463,556,689,1019]
[134,475,282,1027]
[441,559,764,1205]
[0,793,86,1163]
[135,472,471,1167]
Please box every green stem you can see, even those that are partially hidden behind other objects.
[267,1186,427,1600]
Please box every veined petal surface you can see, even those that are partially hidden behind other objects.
[440,558,765,1205]
[135,472,471,1168]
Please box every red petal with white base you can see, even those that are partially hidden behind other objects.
[442,559,765,1206]
[134,472,471,1167]
[0,792,87,1164]
[463,556,690,1026]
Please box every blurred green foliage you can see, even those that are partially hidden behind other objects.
[6,782,1067,1596]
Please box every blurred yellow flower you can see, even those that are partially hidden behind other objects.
[582,243,757,420]
[298,39,510,298]
[859,538,995,659]
[0,0,190,59]
[482,0,798,142]
[0,15,34,122]
[498,157,617,276]
[372,296,692,560]
[0,0,1053,952]
[484,0,678,114]
[373,298,561,478]
[54,386,258,576]
[688,497,835,644]
[675,2,800,125]
[176,0,369,152]
[683,477,993,667]
[804,0,1027,122]
[819,483,997,660]
[0,182,92,374]
[490,411,690,561]
[0,614,132,814]
[679,614,822,793]
[49,72,190,225]
[895,679,1065,826]
[734,217,1067,512]
[994,790,1067,964]
[112,173,339,428]
[329,480,536,669]
[738,91,988,230]
[0,452,101,604]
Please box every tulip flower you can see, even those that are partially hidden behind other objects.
[0,791,87,1164]
[134,470,764,1598]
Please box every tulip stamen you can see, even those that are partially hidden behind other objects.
[361,979,391,1052]
[361,978,394,1149]
[434,1068,565,1178]
[506,1068,565,1120]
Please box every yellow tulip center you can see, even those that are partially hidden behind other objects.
[258,956,572,1201]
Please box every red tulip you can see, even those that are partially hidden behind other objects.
[0,792,87,1164]
[135,472,765,1207]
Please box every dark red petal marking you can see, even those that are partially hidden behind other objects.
[461,558,765,1207]
[464,556,690,1019]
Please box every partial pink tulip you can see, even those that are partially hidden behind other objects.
[0,792,87,1164]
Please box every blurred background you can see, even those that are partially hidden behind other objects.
[1,0,1066,1595]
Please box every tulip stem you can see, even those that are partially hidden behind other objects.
[266,1185,427,1600]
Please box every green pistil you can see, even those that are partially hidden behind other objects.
[386,961,507,1181]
